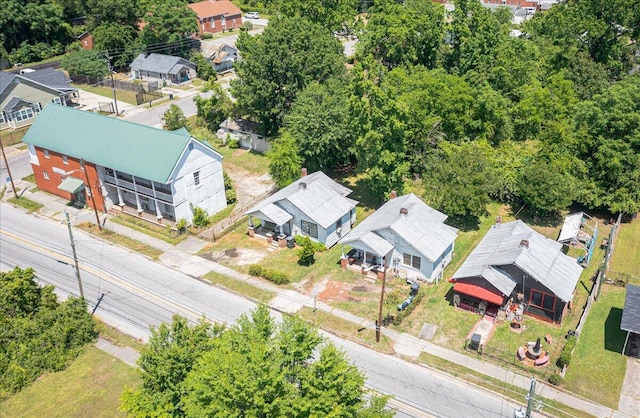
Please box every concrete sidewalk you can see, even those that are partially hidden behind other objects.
[2,188,636,417]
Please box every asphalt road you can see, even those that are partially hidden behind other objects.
[0,204,521,417]
[1,147,30,186]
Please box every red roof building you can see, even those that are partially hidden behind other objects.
[188,1,243,35]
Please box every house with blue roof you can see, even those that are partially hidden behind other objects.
[22,105,226,225]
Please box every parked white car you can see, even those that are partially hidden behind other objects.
[245,12,260,19]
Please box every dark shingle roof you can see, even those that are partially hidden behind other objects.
[20,68,75,91]
[130,53,196,75]
[621,284,640,334]
[0,73,17,93]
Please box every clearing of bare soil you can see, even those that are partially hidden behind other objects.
[205,248,267,266]
[223,155,274,212]
[302,276,379,303]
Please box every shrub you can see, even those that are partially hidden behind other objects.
[223,172,233,190]
[247,265,290,284]
[176,218,188,234]
[225,189,237,204]
[201,32,213,39]
[297,242,315,266]
[294,235,325,252]
[248,265,263,276]
[227,138,239,149]
[243,21,254,31]
[392,290,425,326]
[192,206,211,228]
[548,374,563,386]
[557,335,577,368]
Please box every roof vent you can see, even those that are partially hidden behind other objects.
[299,182,307,190]
[519,239,529,248]
[400,207,408,215]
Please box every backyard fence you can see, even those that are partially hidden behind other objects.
[69,74,153,94]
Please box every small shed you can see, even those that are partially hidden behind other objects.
[218,118,270,153]
[621,284,640,357]
[557,212,598,266]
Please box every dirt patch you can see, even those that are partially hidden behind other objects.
[302,276,379,303]
[205,248,266,266]
[223,161,274,213]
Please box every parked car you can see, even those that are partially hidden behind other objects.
[245,12,260,19]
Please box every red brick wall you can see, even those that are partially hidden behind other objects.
[80,33,93,50]
[31,147,105,212]
[199,15,242,34]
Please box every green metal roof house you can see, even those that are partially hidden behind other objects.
[23,104,226,224]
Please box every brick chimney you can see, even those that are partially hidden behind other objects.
[301,167,307,177]
[389,190,397,200]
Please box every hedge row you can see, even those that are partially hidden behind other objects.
[248,265,290,285]
[392,290,425,326]
[557,335,577,368]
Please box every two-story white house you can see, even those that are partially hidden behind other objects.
[339,192,459,282]
[22,104,226,224]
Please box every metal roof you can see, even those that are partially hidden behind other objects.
[58,177,85,193]
[130,53,196,75]
[22,104,221,184]
[452,220,583,302]
[621,284,640,334]
[245,171,356,228]
[558,212,584,243]
[340,194,458,262]
[258,203,293,225]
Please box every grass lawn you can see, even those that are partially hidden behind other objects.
[297,307,396,354]
[21,174,35,183]
[77,222,163,260]
[8,196,43,212]
[609,216,640,281]
[563,284,627,408]
[203,270,276,303]
[0,346,140,418]
[74,84,139,106]
[110,215,187,245]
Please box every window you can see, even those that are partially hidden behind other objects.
[52,97,62,105]
[210,17,215,28]
[301,220,318,238]
[0,113,5,124]
[403,253,421,270]
[14,108,35,122]
[43,149,50,159]
[104,167,114,177]
[43,170,49,180]
[62,155,68,165]
[193,171,200,186]
[529,289,556,312]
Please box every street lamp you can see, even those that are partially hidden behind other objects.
[62,159,102,231]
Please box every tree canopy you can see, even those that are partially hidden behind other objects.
[233,16,346,136]
[121,306,392,417]
[0,267,97,397]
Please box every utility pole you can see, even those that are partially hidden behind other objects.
[80,159,102,231]
[0,137,18,198]
[525,378,537,418]
[104,51,119,116]
[376,270,387,343]
[65,211,85,299]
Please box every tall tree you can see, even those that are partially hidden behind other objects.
[194,83,234,132]
[446,0,506,76]
[141,0,198,48]
[233,16,345,136]
[277,0,358,33]
[120,316,223,417]
[284,77,355,172]
[61,49,110,76]
[163,104,187,130]
[182,305,392,417]
[268,131,303,188]
[422,140,495,218]
[92,22,139,67]
[84,0,142,29]
[358,0,444,70]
